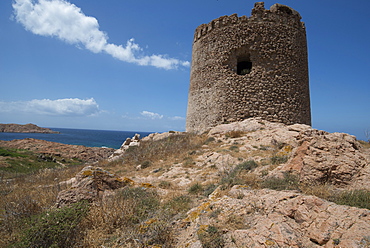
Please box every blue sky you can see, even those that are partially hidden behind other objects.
[0,0,369,141]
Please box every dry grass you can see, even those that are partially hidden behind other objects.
[78,187,193,247]
[124,133,206,165]
[107,133,208,177]
[359,140,370,149]
[0,164,85,247]
[197,225,225,248]
[225,130,245,138]
[300,183,334,199]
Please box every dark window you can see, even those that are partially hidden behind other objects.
[237,61,252,75]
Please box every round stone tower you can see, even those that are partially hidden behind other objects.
[186,2,311,133]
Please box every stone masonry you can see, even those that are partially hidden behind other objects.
[186,2,311,133]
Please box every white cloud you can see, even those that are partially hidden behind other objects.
[12,0,189,70]
[168,116,185,121]
[140,111,163,120]
[0,98,100,116]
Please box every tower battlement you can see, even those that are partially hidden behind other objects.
[186,2,311,133]
[193,2,304,43]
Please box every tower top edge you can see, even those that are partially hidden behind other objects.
[193,2,305,43]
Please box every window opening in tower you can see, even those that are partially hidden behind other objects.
[237,61,252,75]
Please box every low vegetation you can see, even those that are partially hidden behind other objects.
[0,147,81,178]
[330,189,370,209]
[120,133,207,167]
[0,164,85,246]
[198,225,225,248]
[1,130,369,247]
[220,160,259,189]
[14,201,89,248]
[261,172,300,191]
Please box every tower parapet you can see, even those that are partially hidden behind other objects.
[186,2,311,133]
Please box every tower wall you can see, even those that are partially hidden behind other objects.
[186,2,311,133]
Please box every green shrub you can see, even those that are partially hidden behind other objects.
[198,225,224,248]
[158,180,172,189]
[220,160,259,189]
[0,147,81,177]
[204,137,216,144]
[141,160,152,169]
[162,195,192,217]
[330,189,370,210]
[261,172,300,191]
[259,145,269,150]
[15,201,89,248]
[236,160,258,171]
[271,155,288,165]
[229,145,239,152]
[203,184,218,197]
[117,187,160,223]
[0,148,27,158]
[188,183,203,195]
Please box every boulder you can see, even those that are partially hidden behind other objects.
[56,166,129,207]
[277,129,369,189]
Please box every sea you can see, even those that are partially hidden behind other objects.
[0,128,152,149]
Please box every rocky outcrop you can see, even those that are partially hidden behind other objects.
[205,117,370,190]
[142,131,184,142]
[49,118,370,247]
[278,129,369,188]
[177,186,370,247]
[57,166,157,207]
[57,166,130,207]
[0,138,114,162]
[0,123,59,133]
[108,134,141,161]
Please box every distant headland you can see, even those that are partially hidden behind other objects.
[0,123,59,134]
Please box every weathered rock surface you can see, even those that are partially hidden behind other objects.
[142,131,184,142]
[57,166,129,207]
[108,133,141,161]
[205,117,370,190]
[0,123,59,133]
[279,129,369,188]
[0,138,114,162]
[177,186,370,247]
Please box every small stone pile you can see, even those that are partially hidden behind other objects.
[108,134,141,161]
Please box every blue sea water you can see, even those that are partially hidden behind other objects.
[0,128,152,149]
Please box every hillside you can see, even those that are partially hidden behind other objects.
[0,123,59,133]
[1,118,369,247]
[0,138,114,165]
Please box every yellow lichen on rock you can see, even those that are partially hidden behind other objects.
[276,145,293,157]
[141,182,155,188]
[81,169,93,177]
[184,202,211,222]
[119,176,135,185]
[208,185,223,200]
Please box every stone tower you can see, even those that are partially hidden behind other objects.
[186,2,311,133]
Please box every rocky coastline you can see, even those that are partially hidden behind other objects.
[0,138,115,162]
[0,123,59,133]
